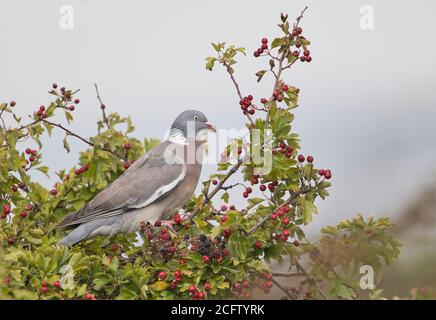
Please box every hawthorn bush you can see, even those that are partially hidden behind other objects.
[0,9,400,300]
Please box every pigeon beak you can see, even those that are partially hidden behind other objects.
[205,122,216,132]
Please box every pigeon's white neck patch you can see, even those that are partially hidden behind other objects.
[168,129,188,145]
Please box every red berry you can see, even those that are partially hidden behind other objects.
[298,155,305,162]
[197,291,205,299]
[306,56,312,62]
[123,143,131,150]
[255,240,262,249]
[318,169,325,176]
[158,271,166,280]
[7,237,14,245]
[281,84,289,91]
[253,51,260,57]
[223,228,232,238]
[84,293,93,300]
[293,239,300,247]
[229,205,235,210]
[304,50,310,57]
[100,104,106,110]
[261,43,268,50]
[220,204,227,211]
[50,189,58,196]
[242,191,249,198]
[246,187,252,194]
[270,213,278,220]
[174,270,182,278]
[25,148,31,154]
[74,99,80,104]
[296,41,302,48]
[10,101,16,107]
[276,95,283,102]
[324,169,332,179]
[261,37,268,44]
[19,211,28,218]
[123,162,130,169]
[202,255,210,263]
[223,248,230,257]
[189,285,197,293]
[39,105,45,112]
[53,281,61,288]
[247,95,253,101]
[41,286,49,294]
[307,155,314,163]
[52,83,58,89]
[204,282,211,291]
[174,214,182,224]
[292,51,299,57]
[260,98,268,104]
[154,220,162,227]
[296,27,303,34]
[212,179,218,185]
[260,185,266,192]
[300,56,306,62]
[3,204,11,214]
[11,185,18,192]
[282,217,290,225]
[221,215,228,224]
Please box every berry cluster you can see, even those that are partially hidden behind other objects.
[1,204,11,220]
[74,163,89,176]
[25,148,38,163]
[242,186,253,198]
[239,95,256,115]
[318,169,332,179]
[290,27,312,63]
[253,38,268,57]
[272,141,293,158]
[272,83,290,102]
[231,279,253,298]
[268,204,300,243]
[35,105,48,119]
[19,204,33,219]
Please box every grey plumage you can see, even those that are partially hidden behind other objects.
[58,110,215,246]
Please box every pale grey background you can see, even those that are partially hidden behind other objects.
[1,0,436,235]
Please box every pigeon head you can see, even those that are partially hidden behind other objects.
[169,110,216,143]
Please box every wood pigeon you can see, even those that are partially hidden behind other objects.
[58,110,215,246]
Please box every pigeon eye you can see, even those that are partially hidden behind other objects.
[193,116,198,120]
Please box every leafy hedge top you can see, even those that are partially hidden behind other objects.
[0,10,400,300]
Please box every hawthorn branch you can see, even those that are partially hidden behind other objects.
[272,272,305,277]
[42,120,94,147]
[189,158,244,219]
[222,61,255,126]
[296,260,328,300]
[271,277,296,300]
[246,180,323,235]
[94,83,110,129]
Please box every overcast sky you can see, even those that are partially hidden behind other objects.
[1,0,436,233]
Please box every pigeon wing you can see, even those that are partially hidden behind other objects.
[58,141,185,227]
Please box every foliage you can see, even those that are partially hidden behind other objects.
[0,9,400,300]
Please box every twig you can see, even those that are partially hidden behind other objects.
[296,260,328,300]
[42,120,94,147]
[189,158,244,219]
[94,83,110,129]
[272,272,305,277]
[271,277,296,300]
[221,182,246,191]
[222,62,255,126]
